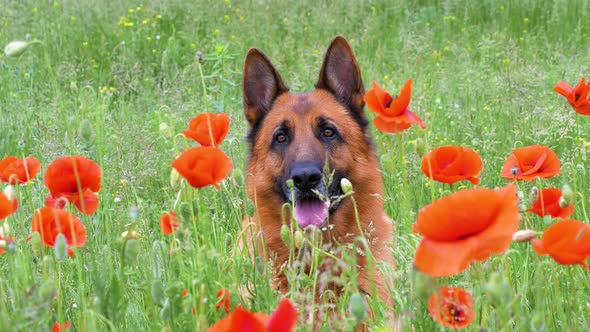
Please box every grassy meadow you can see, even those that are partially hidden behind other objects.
[1,0,590,330]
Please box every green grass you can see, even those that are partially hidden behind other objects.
[1,0,590,330]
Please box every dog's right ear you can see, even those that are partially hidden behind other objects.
[243,48,288,127]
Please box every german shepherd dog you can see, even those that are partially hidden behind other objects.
[241,36,394,310]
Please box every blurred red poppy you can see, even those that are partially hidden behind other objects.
[159,211,179,235]
[44,156,101,215]
[413,184,520,277]
[52,321,72,332]
[216,288,231,314]
[181,112,230,147]
[527,187,574,219]
[532,219,590,269]
[0,191,18,220]
[0,156,41,184]
[500,145,560,181]
[172,147,232,190]
[428,286,475,329]
[421,146,483,185]
[554,77,590,115]
[207,298,297,332]
[31,207,87,248]
[363,79,426,133]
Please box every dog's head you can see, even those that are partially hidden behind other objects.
[243,37,382,231]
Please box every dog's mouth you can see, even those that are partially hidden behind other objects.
[294,196,329,229]
[283,175,344,229]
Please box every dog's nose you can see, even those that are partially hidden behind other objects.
[289,161,322,191]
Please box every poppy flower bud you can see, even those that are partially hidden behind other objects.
[512,229,537,242]
[560,184,574,207]
[79,119,95,145]
[294,230,304,249]
[151,280,166,306]
[0,222,10,238]
[543,215,553,225]
[280,224,291,247]
[558,196,568,209]
[30,232,42,255]
[159,122,173,140]
[4,40,33,57]
[178,201,193,221]
[121,229,140,240]
[3,185,16,201]
[286,179,294,191]
[530,186,539,203]
[170,169,181,189]
[348,293,367,323]
[484,272,511,306]
[54,233,68,261]
[124,239,139,263]
[415,137,426,157]
[340,178,353,195]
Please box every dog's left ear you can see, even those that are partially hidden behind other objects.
[316,36,366,116]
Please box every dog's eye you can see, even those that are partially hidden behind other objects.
[275,133,287,144]
[322,127,335,138]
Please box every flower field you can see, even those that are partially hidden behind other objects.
[1,0,589,331]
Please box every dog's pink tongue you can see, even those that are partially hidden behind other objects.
[294,200,328,228]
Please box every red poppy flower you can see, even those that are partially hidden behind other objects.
[172,147,232,190]
[428,286,475,329]
[363,79,427,133]
[0,191,18,220]
[421,146,483,185]
[52,321,72,332]
[500,145,560,181]
[0,156,41,184]
[207,298,297,332]
[526,187,574,219]
[554,77,590,115]
[216,288,231,314]
[31,207,87,248]
[181,112,230,146]
[44,156,101,214]
[413,184,520,277]
[159,211,179,235]
[531,219,590,269]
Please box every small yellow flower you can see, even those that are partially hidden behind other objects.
[128,8,135,14]
[156,14,162,19]
[82,41,88,47]
[124,22,134,27]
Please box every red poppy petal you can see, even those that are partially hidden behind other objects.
[266,298,297,332]
[373,116,411,133]
[71,189,99,215]
[554,81,573,98]
[384,79,412,117]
